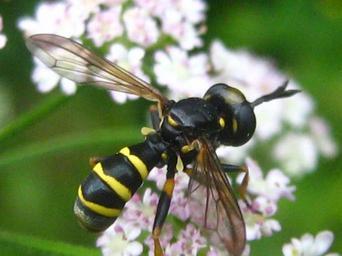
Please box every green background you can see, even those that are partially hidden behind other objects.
[0,1,341,255]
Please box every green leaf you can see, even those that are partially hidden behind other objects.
[0,93,69,145]
[0,230,100,256]
[0,127,141,167]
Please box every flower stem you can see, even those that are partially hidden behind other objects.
[0,127,140,167]
[0,92,69,145]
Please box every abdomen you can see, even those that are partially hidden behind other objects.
[74,142,162,232]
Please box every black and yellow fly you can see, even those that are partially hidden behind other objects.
[26,34,299,256]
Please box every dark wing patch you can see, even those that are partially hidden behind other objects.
[26,34,169,108]
[188,139,246,256]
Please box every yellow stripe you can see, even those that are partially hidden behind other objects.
[92,163,131,201]
[78,186,120,218]
[119,147,149,179]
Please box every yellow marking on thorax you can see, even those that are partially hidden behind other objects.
[232,118,238,133]
[92,163,131,201]
[78,186,120,218]
[119,147,149,179]
[167,115,178,127]
[163,178,175,197]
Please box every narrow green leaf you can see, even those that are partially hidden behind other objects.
[0,230,100,256]
[0,127,141,167]
[0,93,69,145]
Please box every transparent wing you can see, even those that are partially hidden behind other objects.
[188,139,246,256]
[26,34,169,108]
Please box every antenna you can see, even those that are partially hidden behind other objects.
[250,80,301,108]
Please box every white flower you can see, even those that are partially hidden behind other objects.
[106,43,148,103]
[18,2,85,37]
[216,139,255,164]
[97,220,143,256]
[309,117,338,158]
[134,0,168,17]
[87,6,123,47]
[243,158,296,202]
[282,84,314,128]
[153,46,210,99]
[66,0,102,18]
[123,7,159,47]
[273,133,318,177]
[0,15,7,49]
[282,230,338,256]
[32,58,76,95]
[161,8,203,50]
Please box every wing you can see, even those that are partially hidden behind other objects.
[188,139,246,256]
[26,34,169,110]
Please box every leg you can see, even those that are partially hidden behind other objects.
[89,156,105,168]
[221,163,249,205]
[152,154,176,256]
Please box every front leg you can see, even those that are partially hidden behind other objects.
[221,163,249,202]
[152,153,177,256]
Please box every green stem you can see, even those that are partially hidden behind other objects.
[0,127,141,167]
[0,93,69,144]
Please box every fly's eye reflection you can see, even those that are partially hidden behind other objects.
[26,34,300,256]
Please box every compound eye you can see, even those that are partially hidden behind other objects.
[204,83,246,105]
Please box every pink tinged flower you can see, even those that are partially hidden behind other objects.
[32,58,76,95]
[241,197,281,241]
[169,172,191,221]
[18,2,85,37]
[153,47,210,99]
[273,132,318,177]
[87,6,123,47]
[123,7,159,47]
[242,158,296,202]
[122,188,159,230]
[309,117,338,158]
[149,168,190,221]
[97,220,143,256]
[172,223,207,255]
[282,230,338,256]
[145,224,174,256]
[0,15,7,49]
[148,167,166,190]
[106,43,149,103]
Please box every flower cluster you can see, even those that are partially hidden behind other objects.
[282,230,339,256]
[0,15,7,49]
[18,1,339,255]
[18,0,206,96]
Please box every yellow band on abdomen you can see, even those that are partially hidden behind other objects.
[78,186,121,218]
[119,147,149,179]
[92,163,132,201]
